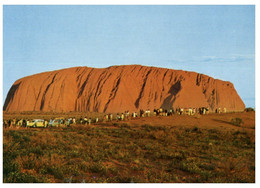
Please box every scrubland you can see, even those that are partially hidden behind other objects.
[3,112,255,183]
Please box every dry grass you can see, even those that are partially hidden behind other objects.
[3,112,255,183]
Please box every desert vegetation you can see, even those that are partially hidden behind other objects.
[3,112,255,183]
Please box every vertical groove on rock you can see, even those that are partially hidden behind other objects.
[40,73,58,111]
[77,68,94,98]
[134,69,152,108]
[103,77,122,112]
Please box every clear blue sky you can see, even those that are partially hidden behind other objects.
[3,5,255,107]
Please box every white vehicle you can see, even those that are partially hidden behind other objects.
[27,119,46,128]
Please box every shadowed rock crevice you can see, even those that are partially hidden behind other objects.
[77,68,94,98]
[135,69,152,108]
[103,77,122,112]
[196,74,202,86]
[40,73,58,110]
[161,81,181,109]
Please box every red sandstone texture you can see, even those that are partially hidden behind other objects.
[4,65,245,113]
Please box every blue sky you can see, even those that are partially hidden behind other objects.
[3,5,255,107]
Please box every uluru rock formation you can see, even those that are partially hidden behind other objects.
[4,65,245,113]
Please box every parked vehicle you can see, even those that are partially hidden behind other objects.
[49,118,65,127]
[27,119,46,128]
[26,120,35,127]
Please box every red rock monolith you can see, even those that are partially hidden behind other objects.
[3,65,245,113]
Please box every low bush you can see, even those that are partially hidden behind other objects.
[231,118,243,127]
[88,162,108,176]
[245,107,255,112]
[4,172,44,183]
[46,166,64,180]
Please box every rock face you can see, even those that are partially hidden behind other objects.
[4,65,245,113]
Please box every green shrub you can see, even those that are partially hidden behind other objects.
[88,162,108,175]
[115,176,133,183]
[245,107,255,112]
[22,135,31,142]
[142,124,167,132]
[120,123,131,129]
[4,172,44,183]
[29,146,44,156]
[3,160,20,177]
[47,166,64,180]
[199,163,216,171]
[192,126,201,133]
[142,124,153,132]
[9,131,22,142]
[177,161,201,174]
[208,129,220,134]
[231,118,243,127]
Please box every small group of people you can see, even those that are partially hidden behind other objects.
[103,111,131,122]
[215,107,227,114]
[170,107,210,115]
[3,119,25,128]
[152,106,226,116]
[78,117,99,125]
[153,108,171,116]
[103,114,113,121]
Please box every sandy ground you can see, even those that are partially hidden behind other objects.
[123,111,255,132]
